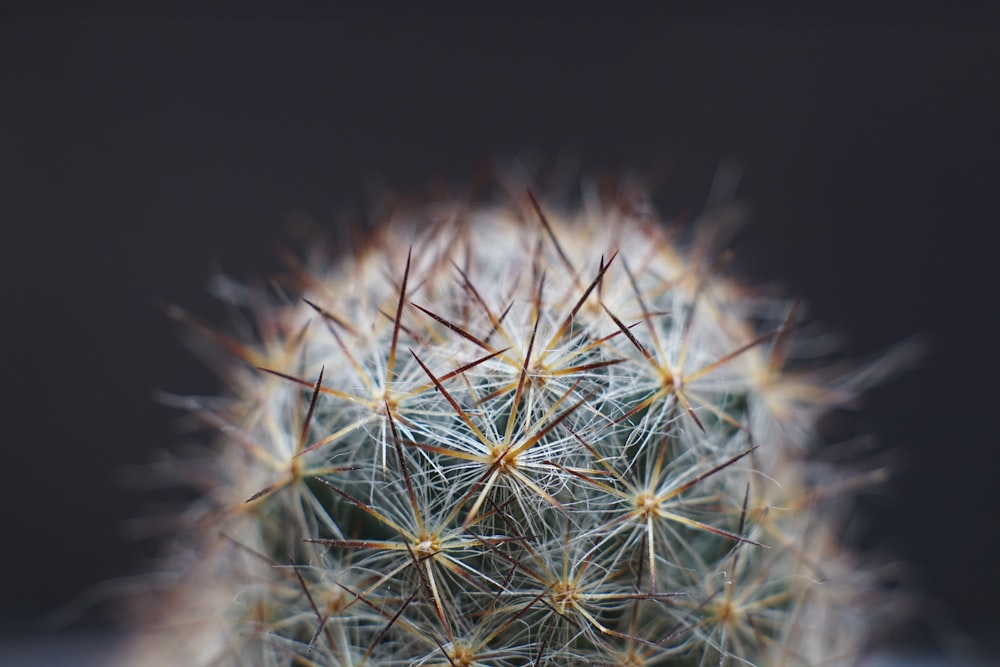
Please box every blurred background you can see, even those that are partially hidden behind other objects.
[2,5,998,663]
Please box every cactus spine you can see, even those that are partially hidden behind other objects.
[126,181,902,666]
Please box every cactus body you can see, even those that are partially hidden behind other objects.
[127,184,901,666]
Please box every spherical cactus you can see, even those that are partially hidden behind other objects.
[122,176,915,666]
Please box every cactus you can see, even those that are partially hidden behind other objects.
[123,177,913,666]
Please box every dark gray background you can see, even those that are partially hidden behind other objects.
[2,5,998,657]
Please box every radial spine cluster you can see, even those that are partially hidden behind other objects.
[127,183,900,666]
